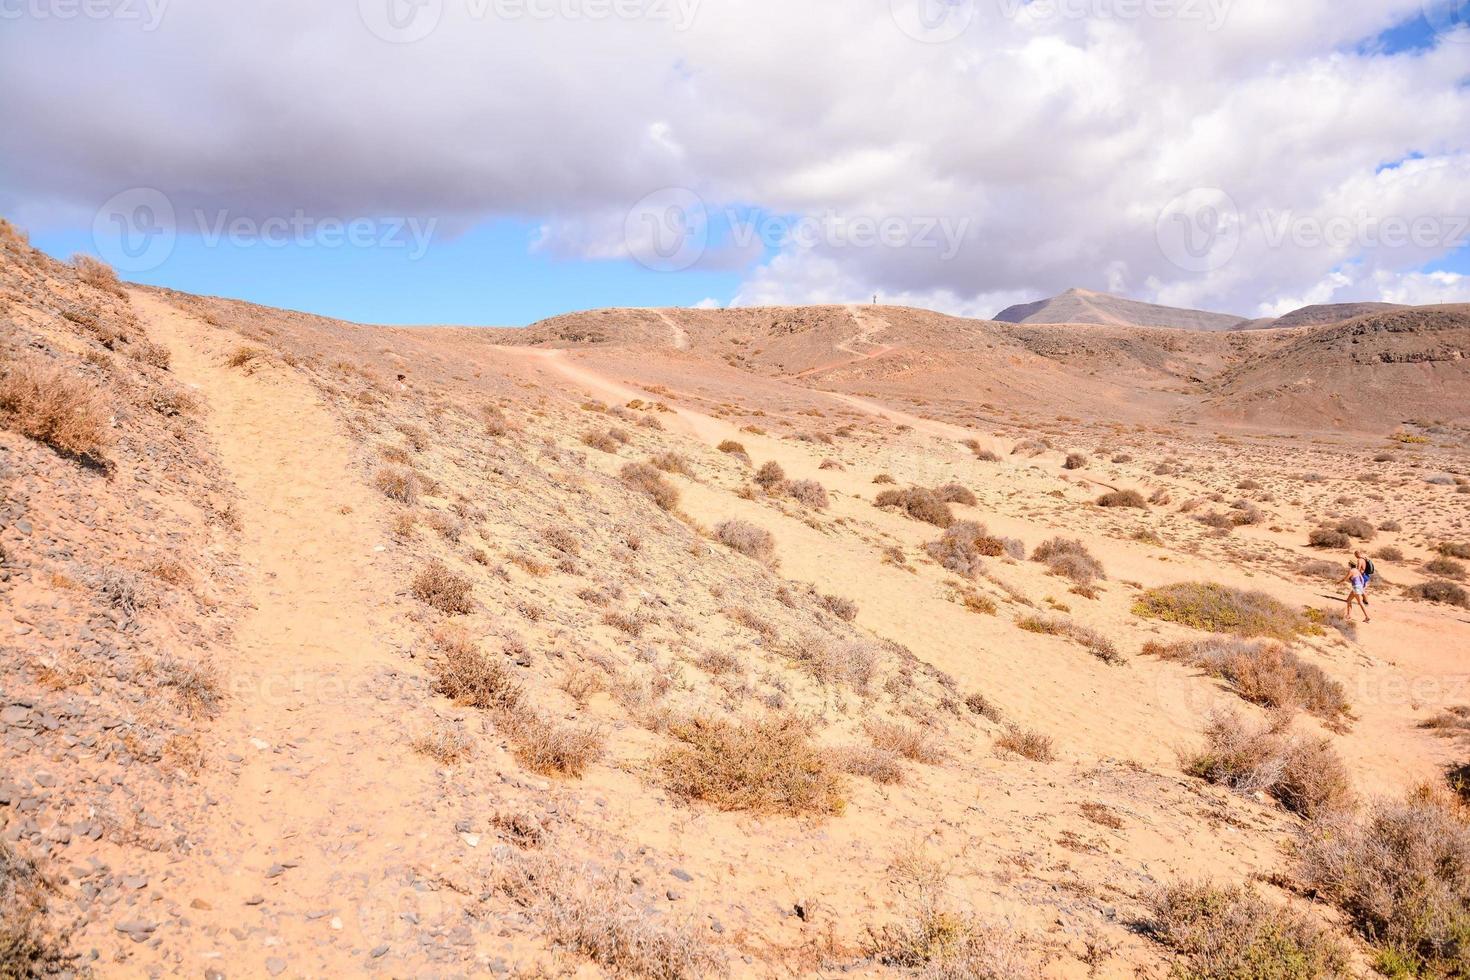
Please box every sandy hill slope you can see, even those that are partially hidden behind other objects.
[5,224,1470,978]
[993,288,1247,331]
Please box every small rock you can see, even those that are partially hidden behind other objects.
[669,868,693,882]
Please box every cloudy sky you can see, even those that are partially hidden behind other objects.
[1,0,1467,324]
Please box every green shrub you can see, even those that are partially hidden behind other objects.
[1146,881,1349,979]
[1134,583,1316,640]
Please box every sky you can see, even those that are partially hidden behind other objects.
[1,0,1467,326]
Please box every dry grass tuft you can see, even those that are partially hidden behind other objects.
[1,839,69,978]
[1184,710,1351,818]
[832,745,905,784]
[491,850,726,978]
[1146,637,1350,727]
[714,519,775,564]
[787,633,876,691]
[660,714,845,816]
[1133,582,1315,640]
[1096,489,1147,509]
[225,346,265,370]
[411,721,473,765]
[429,629,523,712]
[995,727,1055,762]
[1145,881,1349,979]
[1406,580,1470,608]
[784,478,830,509]
[156,655,224,719]
[620,461,681,511]
[1031,538,1105,585]
[509,715,605,777]
[373,466,419,504]
[866,719,945,764]
[1296,790,1470,975]
[0,356,113,462]
[875,487,955,528]
[413,560,474,615]
[650,451,695,477]
[925,521,1007,577]
[72,253,122,292]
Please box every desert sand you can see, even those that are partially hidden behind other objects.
[3,222,1470,977]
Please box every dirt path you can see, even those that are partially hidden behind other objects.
[787,305,896,379]
[650,308,690,350]
[129,292,455,975]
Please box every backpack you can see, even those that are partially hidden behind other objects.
[1362,558,1376,576]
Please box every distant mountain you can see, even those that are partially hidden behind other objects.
[1241,302,1408,331]
[993,288,1247,331]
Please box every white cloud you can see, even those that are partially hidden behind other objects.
[0,0,1465,316]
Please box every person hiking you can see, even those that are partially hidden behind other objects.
[1340,560,1371,623]
[1354,550,1376,605]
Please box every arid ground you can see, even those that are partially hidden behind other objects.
[4,222,1470,978]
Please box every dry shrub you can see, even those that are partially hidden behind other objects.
[1031,538,1105,585]
[373,466,418,504]
[1,839,68,978]
[925,521,1006,577]
[157,655,224,719]
[0,356,112,461]
[1426,557,1467,581]
[127,339,172,371]
[1145,881,1349,979]
[1296,790,1470,975]
[818,593,859,621]
[876,487,955,528]
[413,560,474,614]
[867,854,1037,979]
[714,519,775,564]
[491,850,725,978]
[1017,614,1121,664]
[716,439,749,462]
[425,511,464,543]
[787,633,876,691]
[72,253,121,292]
[1184,711,1351,818]
[225,346,265,369]
[995,727,1055,762]
[1096,489,1147,509]
[1440,542,1470,560]
[0,218,28,247]
[784,478,829,509]
[650,451,694,477]
[1133,583,1314,640]
[621,461,680,511]
[961,591,997,616]
[1406,580,1470,608]
[430,629,523,712]
[1146,637,1350,726]
[1063,452,1088,470]
[660,714,845,816]
[580,429,621,453]
[965,692,1003,723]
[510,715,604,777]
[832,745,905,784]
[935,482,976,506]
[1308,528,1351,549]
[873,473,897,484]
[754,460,785,488]
[866,719,945,764]
[95,567,150,617]
[411,721,473,765]
[1335,517,1376,541]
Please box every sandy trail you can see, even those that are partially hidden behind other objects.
[788,305,895,379]
[649,309,691,350]
[131,292,448,974]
